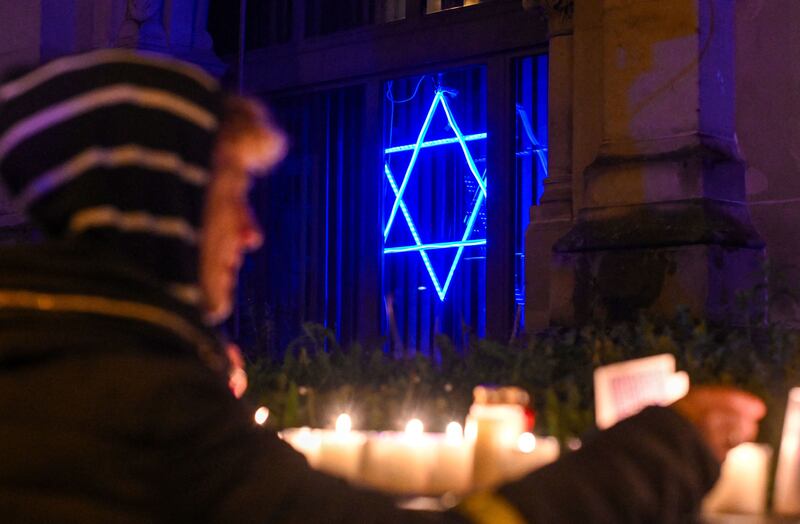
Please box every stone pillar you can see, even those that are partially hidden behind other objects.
[524,0,575,331]
[0,1,41,241]
[117,0,225,76]
[39,1,124,61]
[117,0,168,49]
[0,0,40,75]
[550,0,764,325]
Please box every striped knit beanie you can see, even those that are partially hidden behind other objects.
[0,49,222,306]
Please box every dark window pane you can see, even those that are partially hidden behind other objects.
[234,86,369,353]
[306,0,374,36]
[425,0,496,14]
[208,0,292,55]
[247,0,293,50]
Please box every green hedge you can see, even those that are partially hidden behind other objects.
[244,309,800,446]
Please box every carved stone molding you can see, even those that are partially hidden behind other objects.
[118,0,167,49]
[521,0,573,35]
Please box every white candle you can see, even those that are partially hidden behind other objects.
[468,404,528,489]
[279,427,322,468]
[774,388,800,515]
[359,419,437,494]
[500,433,560,481]
[702,443,772,515]
[428,422,474,494]
[317,414,367,482]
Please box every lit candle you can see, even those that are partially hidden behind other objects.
[428,421,474,494]
[499,432,560,481]
[359,419,436,494]
[279,427,322,467]
[702,443,772,515]
[254,406,269,425]
[468,404,528,489]
[406,418,424,437]
[317,414,367,482]
[775,388,800,515]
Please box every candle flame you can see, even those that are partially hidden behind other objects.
[335,413,352,434]
[405,418,424,437]
[518,432,536,453]
[254,406,270,425]
[446,421,463,443]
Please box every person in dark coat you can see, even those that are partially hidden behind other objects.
[0,49,764,523]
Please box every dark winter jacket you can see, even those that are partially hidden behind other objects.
[0,242,720,523]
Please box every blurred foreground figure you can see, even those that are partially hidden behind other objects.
[0,51,764,523]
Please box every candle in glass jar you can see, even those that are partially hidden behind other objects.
[500,432,560,481]
[468,404,528,489]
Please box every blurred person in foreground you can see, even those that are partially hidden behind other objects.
[0,50,765,523]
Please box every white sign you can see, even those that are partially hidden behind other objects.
[594,354,690,429]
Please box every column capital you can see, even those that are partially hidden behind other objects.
[547,0,765,326]
[522,0,574,36]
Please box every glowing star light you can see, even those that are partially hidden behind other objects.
[383,89,487,301]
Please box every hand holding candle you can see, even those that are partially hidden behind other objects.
[671,386,766,462]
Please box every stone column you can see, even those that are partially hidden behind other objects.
[0,1,41,241]
[117,0,225,76]
[524,0,576,331]
[550,0,764,325]
[117,0,168,50]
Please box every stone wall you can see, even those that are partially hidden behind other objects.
[526,0,797,328]
[0,1,225,243]
[0,1,40,77]
[737,0,800,324]
[0,1,41,238]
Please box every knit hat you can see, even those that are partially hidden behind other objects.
[0,49,223,306]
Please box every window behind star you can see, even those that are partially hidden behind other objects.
[382,67,487,354]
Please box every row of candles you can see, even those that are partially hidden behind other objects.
[254,407,795,515]
[260,404,560,495]
[253,384,800,515]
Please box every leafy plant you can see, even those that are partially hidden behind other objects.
[244,313,800,449]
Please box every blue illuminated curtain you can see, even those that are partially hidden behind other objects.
[232,86,380,355]
[513,55,549,319]
[383,67,487,355]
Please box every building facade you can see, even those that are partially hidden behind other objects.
[1,0,798,351]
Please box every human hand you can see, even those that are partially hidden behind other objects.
[671,386,766,462]
[226,343,248,399]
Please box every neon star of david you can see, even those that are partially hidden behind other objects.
[383,89,487,302]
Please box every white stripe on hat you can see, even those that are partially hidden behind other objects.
[69,206,199,245]
[0,48,217,102]
[168,283,204,306]
[0,84,218,159]
[17,144,209,208]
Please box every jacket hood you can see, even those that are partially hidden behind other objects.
[0,49,223,308]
